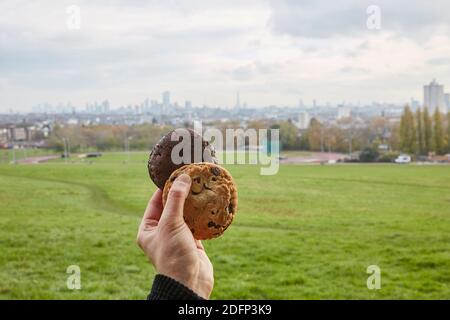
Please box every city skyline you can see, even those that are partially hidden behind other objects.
[1,1,450,111]
[23,92,416,114]
[26,78,450,115]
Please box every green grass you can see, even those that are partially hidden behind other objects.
[0,152,449,299]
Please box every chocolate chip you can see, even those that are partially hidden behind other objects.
[228,204,233,214]
[211,166,221,176]
[208,221,221,229]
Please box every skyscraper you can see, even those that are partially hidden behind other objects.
[162,91,171,110]
[423,79,446,113]
[102,99,110,113]
[297,111,310,129]
[235,92,241,109]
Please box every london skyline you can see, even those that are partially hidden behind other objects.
[1,0,450,112]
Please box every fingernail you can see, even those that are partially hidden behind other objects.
[177,174,191,184]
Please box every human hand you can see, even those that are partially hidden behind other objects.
[137,174,214,299]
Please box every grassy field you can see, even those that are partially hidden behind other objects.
[0,151,449,299]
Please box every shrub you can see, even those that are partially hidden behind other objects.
[377,152,400,163]
[359,147,379,162]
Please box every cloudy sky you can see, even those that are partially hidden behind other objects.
[1,0,450,111]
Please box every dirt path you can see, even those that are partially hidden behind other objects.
[281,152,346,164]
[16,155,60,164]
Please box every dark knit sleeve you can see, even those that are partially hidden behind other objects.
[147,274,206,300]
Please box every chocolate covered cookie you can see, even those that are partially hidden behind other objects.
[162,163,237,240]
[148,129,217,189]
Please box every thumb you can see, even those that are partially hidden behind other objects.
[160,174,192,226]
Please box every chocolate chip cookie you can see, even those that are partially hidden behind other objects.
[148,129,217,189]
[162,163,238,240]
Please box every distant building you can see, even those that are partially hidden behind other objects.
[102,100,110,113]
[16,127,24,140]
[423,79,447,114]
[337,105,351,119]
[410,98,420,110]
[185,100,192,109]
[0,129,7,145]
[162,91,171,111]
[297,111,310,129]
[42,124,51,137]
[235,92,241,109]
[6,126,28,141]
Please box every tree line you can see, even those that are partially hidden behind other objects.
[399,106,450,155]
[247,117,400,154]
[273,108,449,156]
[47,124,174,152]
[46,109,450,157]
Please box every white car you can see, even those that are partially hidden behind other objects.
[395,155,411,164]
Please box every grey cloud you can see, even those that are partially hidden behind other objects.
[268,0,450,39]
[0,0,250,84]
[255,61,282,74]
[229,61,282,81]
[339,67,369,74]
[427,57,450,65]
[0,37,195,91]
[247,39,261,47]
[344,40,371,57]
[231,65,254,81]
